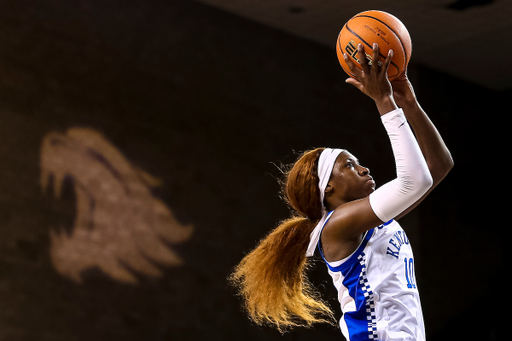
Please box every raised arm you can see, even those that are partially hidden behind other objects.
[390,74,454,219]
[321,44,433,261]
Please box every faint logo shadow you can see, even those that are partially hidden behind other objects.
[40,128,193,284]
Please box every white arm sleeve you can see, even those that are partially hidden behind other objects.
[369,108,433,222]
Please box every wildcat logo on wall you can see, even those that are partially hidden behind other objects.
[40,128,193,284]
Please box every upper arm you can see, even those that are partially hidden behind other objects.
[323,196,384,242]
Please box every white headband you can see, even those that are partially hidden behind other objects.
[317,148,344,208]
[306,148,344,257]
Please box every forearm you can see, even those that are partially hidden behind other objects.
[375,95,398,117]
[369,108,433,222]
[400,99,454,182]
[390,99,453,220]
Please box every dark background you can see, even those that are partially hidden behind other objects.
[0,0,505,340]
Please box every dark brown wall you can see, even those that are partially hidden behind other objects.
[0,0,504,340]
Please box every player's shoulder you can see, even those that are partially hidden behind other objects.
[375,219,400,233]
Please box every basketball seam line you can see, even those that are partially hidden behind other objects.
[345,24,400,77]
[338,32,356,77]
[354,14,409,63]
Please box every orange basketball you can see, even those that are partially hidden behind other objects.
[336,10,412,81]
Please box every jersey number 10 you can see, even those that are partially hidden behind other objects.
[404,257,416,289]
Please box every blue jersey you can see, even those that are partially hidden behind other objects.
[319,213,425,341]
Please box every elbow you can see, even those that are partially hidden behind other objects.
[397,171,432,196]
[444,156,455,175]
[430,156,454,184]
[414,168,434,195]
[419,172,434,193]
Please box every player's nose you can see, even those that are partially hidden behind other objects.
[358,165,369,176]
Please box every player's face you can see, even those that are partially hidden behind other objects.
[325,151,375,207]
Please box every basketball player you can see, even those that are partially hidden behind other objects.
[230,43,453,340]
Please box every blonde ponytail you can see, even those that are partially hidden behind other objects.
[229,148,336,332]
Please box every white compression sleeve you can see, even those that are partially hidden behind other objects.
[369,108,433,222]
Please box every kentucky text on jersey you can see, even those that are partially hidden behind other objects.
[385,230,410,259]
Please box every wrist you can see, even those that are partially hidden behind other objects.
[400,97,420,109]
[375,96,398,116]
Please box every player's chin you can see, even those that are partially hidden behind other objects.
[363,182,376,196]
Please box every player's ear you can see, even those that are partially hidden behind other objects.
[325,183,333,194]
